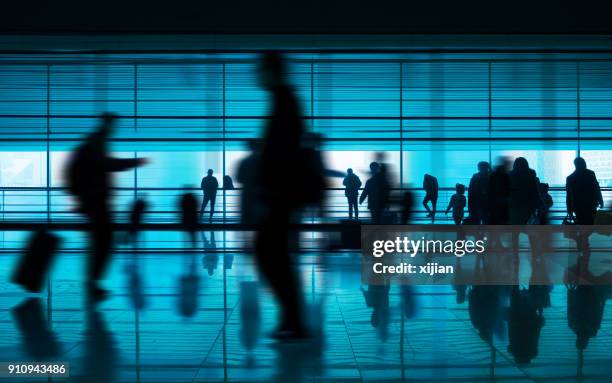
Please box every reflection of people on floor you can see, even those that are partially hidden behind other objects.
[507,286,545,364]
[11,298,61,358]
[178,193,200,318]
[361,283,390,342]
[240,281,261,357]
[125,199,147,311]
[75,309,118,383]
[202,231,218,276]
[565,253,611,352]
[468,285,504,344]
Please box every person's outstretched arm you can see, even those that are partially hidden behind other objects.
[105,157,147,172]
[446,197,453,214]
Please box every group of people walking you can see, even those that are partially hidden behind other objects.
[343,156,604,226]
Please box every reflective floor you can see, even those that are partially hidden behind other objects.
[1,231,611,382]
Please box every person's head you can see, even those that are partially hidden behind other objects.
[369,162,380,174]
[477,161,490,174]
[207,169,213,176]
[258,51,286,89]
[98,112,119,137]
[496,156,512,172]
[574,157,587,171]
[513,157,529,172]
[456,183,465,195]
[539,182,549,194]
[347,168,353,175]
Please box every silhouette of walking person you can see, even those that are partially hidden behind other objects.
[343,168,362,220]
[508,157,540,225]
[254,51,323,341]
[200,169,219,222]
[65,113,147,302]
[422,174,438,222]
[360,162,383,223]
[446,183,466,225]
[468,161,490,224]
[488,157,511,225]
[566,157,604,225]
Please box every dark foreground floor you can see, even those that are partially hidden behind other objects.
[0,230,611,382]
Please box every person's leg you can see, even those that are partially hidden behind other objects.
[200,195,209,220]
[85,203,113,300]
[431,196,438,222]
[353,195,359,219]
[453,213,461,225]
[422,195,432,216]
[575,209,595,225]
[209,195,216,221]
[254,207,305,336]
[347,197,353,219]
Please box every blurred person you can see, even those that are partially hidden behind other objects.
[566,157,604,225]
[223,174,235,190]
[446,183,466,225]
[538,182,553,225]
[508,157,540,225]
[422,173,439,223]
[237,140,263,226]
[254,51,324,341]
[65,113,147,302]
[468,161,491,224]
[343,168,362,219]
[488,157,512,225]
[200,169,219,222]
[400,188,415,224]
[360,162,386,223]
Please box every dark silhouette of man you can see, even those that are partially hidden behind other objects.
[343,168,362,219]
[255,51,316,340]
[468,161,490,224]
[360,162,384,223]
[66,113,147,302]
[566,157,604,225]
[488,157,512,225]
[200,169,219,222]
[422,174,439,222]
[508,157,540,225]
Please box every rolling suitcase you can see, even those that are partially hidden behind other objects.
[11,230,60,293]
